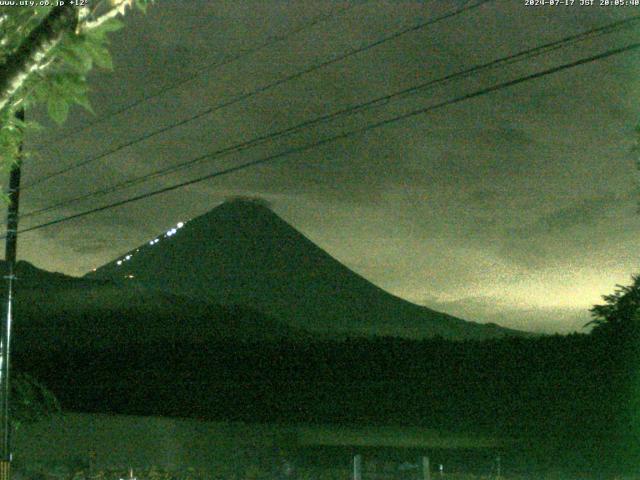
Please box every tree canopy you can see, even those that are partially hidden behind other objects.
[588,274,640,336]
[0,1,152,186]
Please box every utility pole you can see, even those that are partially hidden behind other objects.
[353,454,362,480]
[422,456,430,480]
[0,108,24,480]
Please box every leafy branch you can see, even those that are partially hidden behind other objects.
[0,0,153,176]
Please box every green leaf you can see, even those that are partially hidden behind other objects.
[47,96,69,124]
[48,72,87,106]
[135,0,148,13]
[85,41,113,70]
[73,91,95,115]
[59,44,93,71]
[88,17,124,40]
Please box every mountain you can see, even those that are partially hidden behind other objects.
[87,198,526,340]
[1,260,302,354]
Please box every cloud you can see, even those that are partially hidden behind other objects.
[223,195,272,209]
[510,196,613,238]
[422,293,592,334]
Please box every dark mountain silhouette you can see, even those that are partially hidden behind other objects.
[0,260,302,354]
[88,199,526,340]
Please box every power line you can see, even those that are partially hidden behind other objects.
[11,41,640,239]
[20,14,640,220]
[36,3,356,149]
[24,0,493,190]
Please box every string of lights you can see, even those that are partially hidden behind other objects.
[20,14,640,221]
[34,3,357,150]
[8,41,640,240]
[23,0,493,190]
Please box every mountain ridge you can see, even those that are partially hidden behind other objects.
[0,259,306,352]
[87,199,527,340]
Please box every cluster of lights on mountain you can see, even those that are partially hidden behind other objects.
[115,221,187,267]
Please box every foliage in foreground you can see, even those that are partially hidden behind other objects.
[11,371,60,429]
[0,1,153,192]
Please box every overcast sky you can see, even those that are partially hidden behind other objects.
[14,0,640,333]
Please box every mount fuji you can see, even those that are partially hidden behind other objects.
[87,198,525,340]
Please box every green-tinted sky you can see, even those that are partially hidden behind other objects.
[16,0,640,333]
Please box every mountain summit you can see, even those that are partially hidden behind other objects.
[88,199,524,339]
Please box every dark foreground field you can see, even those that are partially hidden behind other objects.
[13,330,640,479]
[10,413,605,480]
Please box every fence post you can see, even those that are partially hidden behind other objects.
[422,456,430,480]
[353,455,362,480]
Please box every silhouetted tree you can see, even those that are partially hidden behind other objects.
[10,372,60,429]
[0,1,153,190]
[587,274,640,336]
